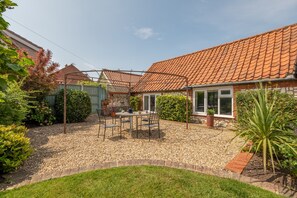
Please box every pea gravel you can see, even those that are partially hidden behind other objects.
[1,114,242,189]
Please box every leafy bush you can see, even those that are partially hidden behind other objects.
[55,89,91,123]
[278,143,297,177]
[235,84,297,173]
[236,89,297,130]
[27,101,55,126]
[130,96,141,111]
[0,0,34,92]
[0,125,32,173]
[156,95,192,122]
[0,82,30,125]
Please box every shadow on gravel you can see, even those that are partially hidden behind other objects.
[0,114,98,190]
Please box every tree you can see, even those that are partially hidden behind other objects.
[22,49,59,101]
[0,0,33,92]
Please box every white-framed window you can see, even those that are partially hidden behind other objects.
[193,87,233,117]
[143,93,161,112]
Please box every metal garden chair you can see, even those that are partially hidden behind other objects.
[96,109,121,141]
[136,112,160,140]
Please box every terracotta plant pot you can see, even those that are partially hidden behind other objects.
[207,115,214,128]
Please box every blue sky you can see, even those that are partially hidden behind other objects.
[4,0,297,74]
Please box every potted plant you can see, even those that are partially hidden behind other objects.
[207,108,215,128]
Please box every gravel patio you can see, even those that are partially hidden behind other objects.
[1,114,242,189]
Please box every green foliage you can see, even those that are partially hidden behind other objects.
[207,109,215,115]
[278,143,297,177]
[78,80,107,90]
[156,95,192,122]
[27,101,55,126]
[0,0,34,91]
[130,96,141,111]
[237,89,297,131]
[235,84,297,173]
[55,89,91,123]
[0,81,30,125]
[0,125,32,173]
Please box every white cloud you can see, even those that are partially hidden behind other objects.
[134,27,156,40]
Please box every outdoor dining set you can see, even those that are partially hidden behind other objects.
[96,108,161,141]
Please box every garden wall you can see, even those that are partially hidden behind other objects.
[107,93,130,112]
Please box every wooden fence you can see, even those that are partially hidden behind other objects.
[46,84,107,113]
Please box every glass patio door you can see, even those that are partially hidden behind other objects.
[143,94,160,112]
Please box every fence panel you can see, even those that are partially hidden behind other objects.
[46,84,106,113]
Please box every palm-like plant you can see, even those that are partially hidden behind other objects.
[237,84,297,173]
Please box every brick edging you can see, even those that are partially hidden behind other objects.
[5,159,296,197]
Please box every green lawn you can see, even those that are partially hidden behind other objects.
[0,166,282,198]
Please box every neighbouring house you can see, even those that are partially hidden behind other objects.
[3,29,42,59]
[132,23,297,123]
[55,64,90,84]
[99,69,142,111]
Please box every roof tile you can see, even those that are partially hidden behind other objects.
[133,23,297,92]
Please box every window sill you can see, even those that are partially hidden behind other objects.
[192,112,234,119]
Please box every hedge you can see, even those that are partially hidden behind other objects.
[236,89,297,130]
[55,89,91,123]
[156,95,192,122]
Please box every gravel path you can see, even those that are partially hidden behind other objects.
[1,114,242,189]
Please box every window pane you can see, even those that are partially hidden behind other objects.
[195,92,204,112]
[144,96,149,110]
[221,90,231,95]
[220,98,232,115]
[150,95,155,112]
[207,91,218,114]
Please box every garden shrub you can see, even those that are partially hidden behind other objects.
[0,125,32,173]
[0,82,30,125]
[236,87,297,174]
[27,101,55,126]
[55,89,91,123]
[130,96,141,111]
[156,95,192,122]
[236,89,297,131]
[278,143,297,177]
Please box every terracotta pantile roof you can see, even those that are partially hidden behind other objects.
[100,69,142,93]
[133,23,297,92]
[56,65,90,84]
[103,69,142,84]
[3,29,42,59]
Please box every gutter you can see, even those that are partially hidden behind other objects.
[188,75,297,89]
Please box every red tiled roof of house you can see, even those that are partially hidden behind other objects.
[101,69,142,93]
[102,69,142,85]
[133,23,297,92]
[56,65,90,84]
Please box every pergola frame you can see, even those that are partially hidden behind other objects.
[63,69,190,134]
